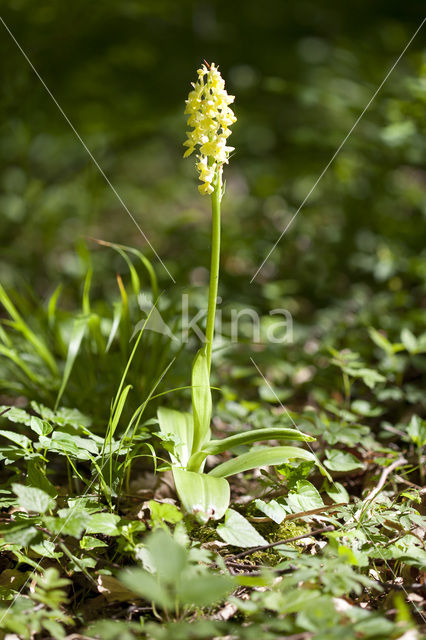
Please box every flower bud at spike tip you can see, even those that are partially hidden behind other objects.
[184,62,236,195]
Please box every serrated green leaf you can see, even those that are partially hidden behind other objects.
[44,509,90,538]
[286,480,324,512]
[149,500,183,527]
[29,416,52,437]
[86,512,121,536]
[324,449,364,472]
[3,523,39,547]
[0,429,32,449]
[12,483,56,514]
[0,406,32,426]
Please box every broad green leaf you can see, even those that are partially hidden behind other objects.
[217,508,267,547]
[407,415,426,448]
[44,509,90,538]
[149,500,183,527]
[31,403,92,428]
[0,406,32,426]
[3,523,39,546]
[146,529,187,583]
[177,573,233,607]
[262,588,321,614]
[286,480,324,512]
[255,498,287,524]
[12,483,56,514]
[173,468,230,523]
[42,431,98,460]
[191,348,212,455]
[209,446,331,480]
[80,535,109,549]
[30,540,62,559]
[157,407,194,466]
[324,480,349,504]
[29,416,52,437]
[204,427,315,455]
[119,568,173,609]
[0,430,32,449]
[86,512,121,536]
[26,460,57,498]
[324,449,364,472]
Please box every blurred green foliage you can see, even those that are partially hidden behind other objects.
[0,0,424,299]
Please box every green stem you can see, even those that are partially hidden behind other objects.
[205,169,222,376]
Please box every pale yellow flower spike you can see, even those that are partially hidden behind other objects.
[184,62,236,195]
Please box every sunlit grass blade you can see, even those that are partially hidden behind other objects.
[0,345,42,385]
[55,316,90,410]
[106,300,123,352]
[93,238,158,301]
[0,283,58,375]
[106,384,133,447]
[47,284,63,329]
[82,267,93,315]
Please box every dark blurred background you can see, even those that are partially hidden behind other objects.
[0,1,425,403]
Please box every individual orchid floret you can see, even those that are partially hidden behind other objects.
[183,62,236,195]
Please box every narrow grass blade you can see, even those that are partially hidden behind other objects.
[47,284,63,328]
[55,316,89,409]
[93,239,158,301]
[0,345,42,384]
[106,301,123,352]
[0,284,57,375]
